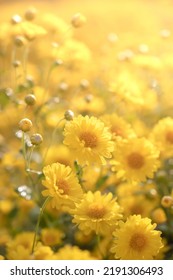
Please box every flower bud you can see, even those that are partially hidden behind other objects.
[13,60,21,68]
[30,133,43,145]
[151,208,167,224]
[161,196,173,208]
[25,94,36,106]
[71,13,86,28]
[80,79,90,89]
[19,118,32,132]
[24,7,37,21]
[14,36,26,47]
[64,110,74,121]
[11,14,22,24]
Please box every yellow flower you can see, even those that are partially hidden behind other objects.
[54,245,96,260]
[109,71,144,107]
[33,243,55,260]
[112,137,160,183]
[111,215,163,260]
[41,228,64,246]
[6,232,34,260]
[42,163,83,210]
[150,117,173,158]
[63,115,114,165]
[43,144,73,167]
[72,191,123,235]
[101,113,136,140]
[116,182,159,218]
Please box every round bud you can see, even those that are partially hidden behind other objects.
[64,110,74,121]
[19,118,32,132]
[84,94,93,103]
[24,7,37,21]
[59,82,68,92]
[25,94,36,106]
[160,29,171,38]
[71,13,86,28]
[161,196,173,208]
[80,79,90,89]
[5,88,13,97]
[54,59,63,66]
[11,14,22,24]
[146,188,157,200]
[151,208,167,224]
[13,60,21,68]
[30,133,43,145]
[14,36,26,47]
[107,33,118,43]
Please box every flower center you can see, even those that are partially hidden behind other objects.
[111,125,124,137]
[127,152,144,169]
[130,204,143,215]
[87,203,106,219]
[56,179,69,195]
[79,131,98,148]
[44,235,56,245]
[166,131,173,144]
[130,233,146,251]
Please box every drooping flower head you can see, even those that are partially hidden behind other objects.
[42,163,83,211]
[111,215,163,260]
[72,191,123,235]
[63,115,114,165]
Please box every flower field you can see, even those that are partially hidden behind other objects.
[1,0,173,260]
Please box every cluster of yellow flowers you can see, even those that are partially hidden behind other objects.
[1,0,173,260]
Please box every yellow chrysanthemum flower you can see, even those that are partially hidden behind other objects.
[112,137,160,182]
[101,113,136,140]
[150,117,173,158]
[111,215,163,260]
[6,232,34,260]
[116,182,159,218]
[72,191,123,235]
[63,115,114,165]
[33,243,55,260]
[41,228,64,246]
[54,245,97,260]
[42,163,83,211]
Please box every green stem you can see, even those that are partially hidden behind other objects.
[31,196,51,254]
[22,132,27,168]
[42,118,64,166]
[27,145,35,170]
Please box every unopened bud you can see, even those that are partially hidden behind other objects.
[80,79,90,89]
[30,133,43,145]
[13,60,21,68]
[14,36,26,47]
[71,13,86,28]
[19,118,32,132]
[54,59,63,66]
[25,94,36,106]
[84,94,93,103]
[161,196,173,208]
[59,82,68,92]
[64,110,74,121]
[11,14,22,24]
[24,7,37,21]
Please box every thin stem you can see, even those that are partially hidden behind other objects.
[96,234,103,259]
[27,145,35,170]
[42,118,64,166]
[22,132,27,168]
[31,196,51,254]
